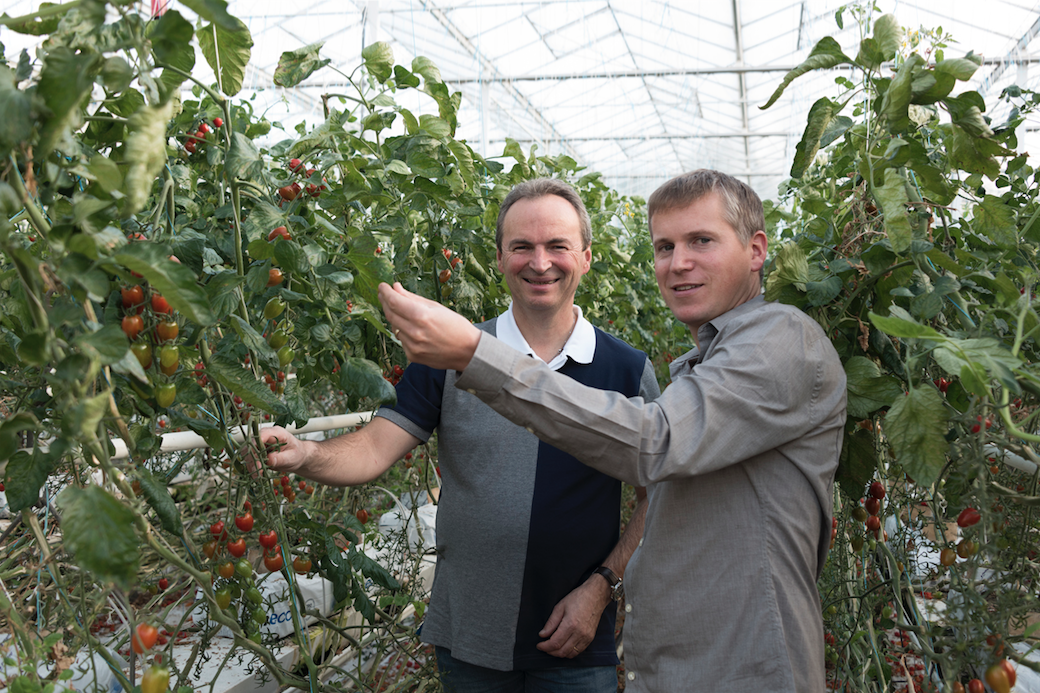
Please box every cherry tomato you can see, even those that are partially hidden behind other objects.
[292,556,312,574]
[235,513,254,532]
[131,343,153,370]
[267,268,284,286]
[263,549,284,572]
[268,329,289,349]
[155,320,179,343]
[218,561,235,579]
[957,507,981,528]
[155,383,176,408]
[268,226,291,242]
[228,538,247,557]
[277,345,294,367]
[442,248,452,260]
[132,623,159,654]
[1000,659,1016,688]
[439,268,451,283]
[851,506,868,523]
[202,540,219,560]
[865,515,881,532]
[865,497,881,516]
[246,586,264,605]
[258,531,278,549]
[185,139,196,154]
[288,158,303,172]
[957,538,977,558]
[985,666,1011,693]
[278,185,298,201]
[210,520,226,538]
[121,285,144,309]
[141,665,170,693]
[197,122,210,134]
[967,680,984,693]
[940,548,957,566]
[159,345,179,375]
[151,293,171,314]
[263,297,286,320]
[869,481,886,500]
[236,559,253,579]
[356,508,369,525]
[122,314,144,340]
[215,587,232,610]
[158,577,169,590]
[212,117,223,128]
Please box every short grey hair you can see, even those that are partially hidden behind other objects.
[495,178,592,250]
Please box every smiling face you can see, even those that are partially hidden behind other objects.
[651,192,767,340]
[497,195,591,320]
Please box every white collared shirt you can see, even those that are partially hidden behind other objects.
[496,303,596,370]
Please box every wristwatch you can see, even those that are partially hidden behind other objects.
[594,566,624,601]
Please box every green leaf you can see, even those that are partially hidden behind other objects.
[136,467,182,536]
[348,545,400,590]
[149,10,195,98]
[0,66,32,157]
[229,315,278,368]
[362,41,394,84]
[761,37,852,109]
[943,93,993,138]
[934,53,982,81]
[868,309,944,340]
[177,0,242,31]
[944,123,1003,179]
[933,338,1021,392]
[204,271,246,321]
[36,46,103,155]
[875,168,913,254]
[3,2,62,35]
[856,14,901,68]
[791,98,839,178]
[883,387,949,488]
[339,357,396,407]
[3,445,59,513]
[806,276,843,307]
[76,325,129,365]
[88,154,123,195]
[226,131,264,182]
[274,42,330,88]
[845,356,905,418]
[64,390,110,440]
[273,241,310,275]
[837,429,879,500]
[347,237,395,305]
[122,99,175,216]
[207,354,287,415]
[972,195,1018,249]
[197,19,253,96]
[880,53,923,132]
[411,56,442,84]
[393,65,420,88]
[59,485,139,589]
[115,243,216,325]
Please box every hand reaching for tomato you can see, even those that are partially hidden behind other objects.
[377,282,481,372]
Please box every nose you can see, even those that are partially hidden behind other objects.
[529,246,552,273]
[671,245,696,272]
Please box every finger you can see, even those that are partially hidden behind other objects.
[538,605,566,638]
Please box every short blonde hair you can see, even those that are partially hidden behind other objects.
[648,169,764,245]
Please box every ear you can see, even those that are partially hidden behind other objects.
[496,248,504,274]
[748,230,768,274]
[580,246,592,276]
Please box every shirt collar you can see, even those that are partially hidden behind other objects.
[669,294,767,380]
[498,303,596,370]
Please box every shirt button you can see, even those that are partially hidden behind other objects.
[526,426,535,434]
[638,538,643,546]
[625,603,632,613]
[627,672,635,681]
[466,389,476,395]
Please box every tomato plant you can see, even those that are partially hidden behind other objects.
[141,665,170,693]
[122,314,145,341]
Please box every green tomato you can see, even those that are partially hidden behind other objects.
[263,297,285,320]
[215,587,232,610]
[268,330,289,349]
[229,582,242,599]
[236,559,253,580]
[131,342,153,369]
[156,383,176,408]
[159,345,179,369]
[249,632,262,644]
[252,607,267,624]
[246,587,263,605]
[277,345,295,368]
[141,665,170,693]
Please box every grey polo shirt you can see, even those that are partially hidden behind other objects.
[455,295,847,692]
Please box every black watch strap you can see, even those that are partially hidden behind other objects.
[594,566,624,601]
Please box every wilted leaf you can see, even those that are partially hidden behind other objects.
[122,100,175,216]
[791,97,840,178]
[972,195,1017,249]
[197,18,252,96]
[761,37,852,109]
[875,168,913,254]
[362,41,393,84]
[274,42,330,87]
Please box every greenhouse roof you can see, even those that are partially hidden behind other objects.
[4,0,1040,202]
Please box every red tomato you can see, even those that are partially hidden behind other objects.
[957,507,981,528]
[439,269,451,283]
[218,561,235,579]
[356,508,369,525]
[235,513,254,532]
[227,538,247,557]
[210,520,226,540]
[268,226,291,242]
[122,314,144,340]
[267,268,284,287]
[985,665,1011,693]
[288,158,303,172]
[198,122,210,134]
[967,679,985,693]
[212,117,223,128]
[264,549,284,572]
[278,185,298,201]
[151,293,171,314]
[155,320,179,343]
[158,577,169,590]
[121,285,144,308]
[1000,659,1016,688]
[292,556,312,574]
[259,530,278,549]
[132,623,159,654]
[185,139,196,153]
[865,497,881,516]
[865,515,881,532]
[868,481,886,500]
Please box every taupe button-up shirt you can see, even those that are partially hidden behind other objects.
[455,295,847,692]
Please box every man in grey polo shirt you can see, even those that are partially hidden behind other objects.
[260,178,659,692]
[378,169,847,692]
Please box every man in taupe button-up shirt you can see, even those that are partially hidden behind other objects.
[380,169,847,692]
